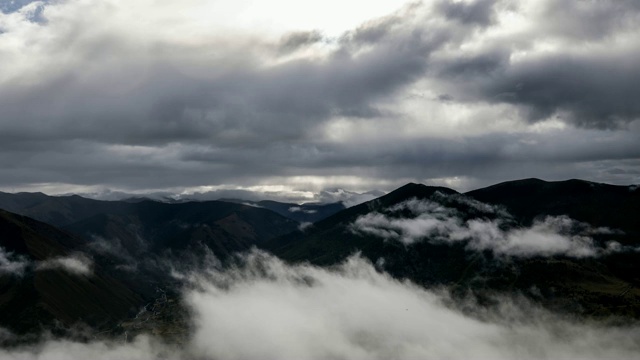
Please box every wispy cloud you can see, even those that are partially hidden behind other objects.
[36,254,93,276]
[288,206,317,214]
[0,247,28,276]
[351,194,630,258]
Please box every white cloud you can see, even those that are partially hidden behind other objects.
[432,191,511,216]
[36,254,93,276]
[2,251,640,359]
[184,252,640,359]
[298,222,313,232]
[288,206,316,214]
[0,247,28,276]
[352,196,630,258]
[0,335,178,360]
[459,217,599,258]
[319,188,387,208]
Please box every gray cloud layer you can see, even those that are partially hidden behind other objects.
[0,0,639,196]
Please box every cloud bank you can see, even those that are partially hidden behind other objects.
[351,194,629,257]
[0,247,28,276]
[0,248,94,276]
[4,251,640,359]
[36,254,93,276]
[0,0,639,196]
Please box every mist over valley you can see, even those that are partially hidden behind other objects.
[2,0,640,358]
[1,179,639,359]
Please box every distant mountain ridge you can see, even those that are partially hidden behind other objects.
[265,179,640,319]
[1,178,639,340]
[0,191,345,226]
[219,198,346,223]
[465,178,640,241]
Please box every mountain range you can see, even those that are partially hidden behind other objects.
[1,178,639,342]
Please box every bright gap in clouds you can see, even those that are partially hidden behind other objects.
[11,0,410,38]
[180,0,410,37]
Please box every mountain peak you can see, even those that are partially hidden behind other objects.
[380,182,458,203]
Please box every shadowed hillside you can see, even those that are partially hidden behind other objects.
[465,178,640,240]
[264,181,640,319]
[0,210,143,337]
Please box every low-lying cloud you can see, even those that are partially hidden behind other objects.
[351,194,629,258]
[288,206,317,214]
[0,250,94,277]
[0,247,28,276]
[4,251,639,359]
[318,189,387,208]
[0,336,178,360]
[36,254,93,276]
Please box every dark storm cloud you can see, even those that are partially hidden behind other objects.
[436,0,499,26]
[431,1,640,129]
[539,0,640,41]
[0,0,639,194]
[438,48,640,128]
[278,30,324,54]
[289,129,640,170]
[0,1,464,192]
[0,2,442,148]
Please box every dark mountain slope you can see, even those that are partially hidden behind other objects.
[0,192,51,214]
[263,183,459,265]
[0,192,133,227]
[219,199,346,223]
[0,210,143,336]
[0,193,298,256]
[0,191,344,229]
[0,193,300,306]
[265,182,640,319]
[0,192,300,260]
[58,200,299,302]
[65,200,299,257]
[465,178,640,293]
[256,200,345,223]
[466,178,640,238]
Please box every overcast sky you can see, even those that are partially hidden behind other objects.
[1,0,639,201]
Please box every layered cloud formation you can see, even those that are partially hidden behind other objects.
[0,0,639,197]
[1,252,639,359]
[351,193,630,257]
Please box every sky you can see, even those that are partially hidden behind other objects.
[1,0,639,201]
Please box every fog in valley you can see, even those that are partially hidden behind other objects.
[1,251,638,360]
